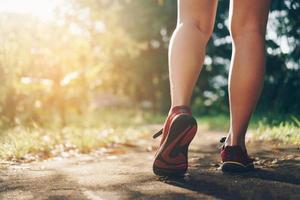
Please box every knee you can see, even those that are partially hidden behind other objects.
[177,19,214,43]
[230,20,266,42]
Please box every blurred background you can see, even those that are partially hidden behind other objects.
[0,0,299,161]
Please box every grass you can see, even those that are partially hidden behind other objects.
[195,114,230,131]
[253,116,300,145]
[195,113,300,145]
[0,108,162,162]
[0,125,152,161]
[1,108,299,162]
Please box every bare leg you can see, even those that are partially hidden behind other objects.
[226,0,271,149]
[169,0,218,107]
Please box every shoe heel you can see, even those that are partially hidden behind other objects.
[153,114,197,177]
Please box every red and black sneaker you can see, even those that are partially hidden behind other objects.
[152,106,197,177]
[220,137,254,172]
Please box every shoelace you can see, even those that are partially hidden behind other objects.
[220,137,226,143]
[219,136,227,149]
[153,128,163,139]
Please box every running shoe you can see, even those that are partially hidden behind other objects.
[220,137,254,172]
[152,106,197,177]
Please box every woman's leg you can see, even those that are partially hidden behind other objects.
[226,0,271,149]
[152,0,218,177]
[169,0,218,107]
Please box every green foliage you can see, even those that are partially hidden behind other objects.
[259,0,300,113]
[0,0,299,128]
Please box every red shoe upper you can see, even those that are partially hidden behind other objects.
[220,145,254,166]
[153,106,192,147]
[161,106,191,145]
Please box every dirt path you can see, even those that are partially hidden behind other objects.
[0,129,300,200]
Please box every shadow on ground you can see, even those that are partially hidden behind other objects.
[1,131,300,200]
[159,147,300,200]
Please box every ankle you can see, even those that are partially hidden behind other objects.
[169,105,192,116]
[231,139,246,151]
[226,130,246,150]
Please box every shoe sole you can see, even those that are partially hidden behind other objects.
[221,161,254,173]
[153,114,197,177]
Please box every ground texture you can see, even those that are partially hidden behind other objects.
[1,128,300,200]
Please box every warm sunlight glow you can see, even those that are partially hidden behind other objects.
[0,0,60,20]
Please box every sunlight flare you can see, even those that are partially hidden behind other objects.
[0,0,60,20]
